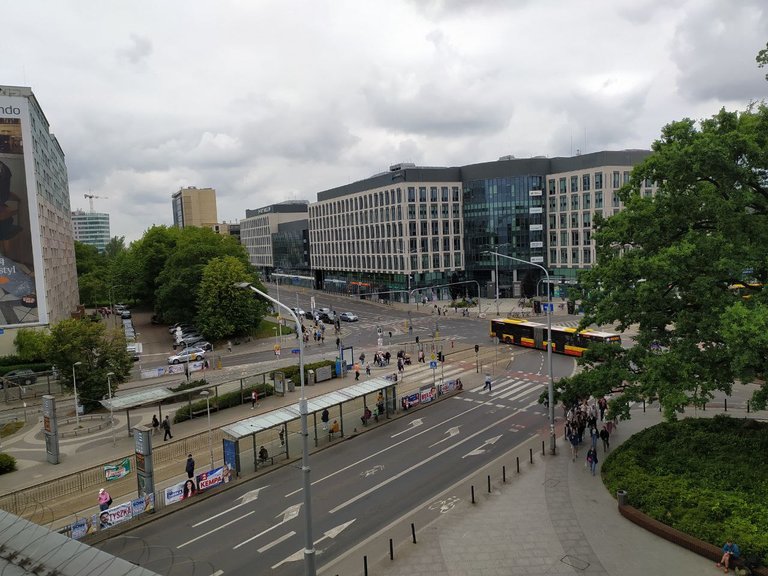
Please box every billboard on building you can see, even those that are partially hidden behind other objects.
[0,96,47,326]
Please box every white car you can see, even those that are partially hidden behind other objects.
[167,347,205,365]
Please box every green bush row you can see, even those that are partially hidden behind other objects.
[602,415,768,566]
[272,360,338,383]
[0,453,17,474]
[173,382,274,424]
[0,363,52,376]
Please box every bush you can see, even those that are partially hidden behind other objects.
[272,360,337,383]
[0,453,17,474]
[173,383,274,424]
[602,415,768,566]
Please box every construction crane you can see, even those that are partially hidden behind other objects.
[84,193,108,212]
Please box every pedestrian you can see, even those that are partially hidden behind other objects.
[586,447,598,476]
[599,425,610,452]
[569,430,580,462]
[597,396,607,421]
[589,425,599,449]
[185,454,195,479]
[321,408,329,430]
[151,414,159,436]
[716,540,741,573]
[483,373,492,391]
[329,419,340,438]
[397,359,404,373]
[227,340,232,353]
[251,389,258,409]
[98,488,112,511]
[365,362,371,376]
[162,415,173,441]
[354,363,360,380]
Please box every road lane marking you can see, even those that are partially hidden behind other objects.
[233,503,302,550]
[462,434,502,458]
[328,409,523,514]
[390,418,423,437]
[258,531,295,553]
[428,426,460,447]
[272,520,356,569]
[178,511,255,549]
[192,486,269,527]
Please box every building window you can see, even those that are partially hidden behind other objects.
[549,197,556,211]
[441,187,449,201]
[583,248,592,264]
[548,179,556,195]
[612,171,620,188]
[560,248,568,264]
[559,196,567,212]
[419,187,427,202]
[582,192,591,209]
[559,214,567,228]
[612,192,621,207]
[452,186,460,201]
[550,249,557,264]
[560,231,568,246]
[582,173,591,191]
[594,172,603,190]
[571,248,580,263]
[570,176,578,193]
[583,228,592,244]
[571,230,580,245]
[559,177,567,193]
[430,187,438,202]
[549,231,557,246]
[583,212,591,227]
[623,171,630,184]
[595,191,603,208]
[419,205,427,219]
[408,187,416,202]
[570,194,579,211]
[570,213,578,228]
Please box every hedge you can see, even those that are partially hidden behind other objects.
[271,360,337,384]
[602,415,768,566]
[0,453,17,474]
[173,382,274,424]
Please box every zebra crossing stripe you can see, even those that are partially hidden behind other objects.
[488,379,528,397]
[505,383,544,403]
[494,380,536,399]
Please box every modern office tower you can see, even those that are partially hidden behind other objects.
[171,186,218,228]
[0,85,79,343]
[71,209,111,252]
[240,201,310,279]
[308,164,464,300]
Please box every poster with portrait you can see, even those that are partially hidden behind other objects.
[0,97,46,326]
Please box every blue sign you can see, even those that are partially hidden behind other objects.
[542,303,554,313]
[0,328,4,334]
[429,361,438,369]
[291,348,301,354]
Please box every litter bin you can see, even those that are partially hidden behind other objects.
[307,370,315,385]
[617,489,628,507]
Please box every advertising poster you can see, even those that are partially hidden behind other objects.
[401,392,420,410]
[420,385,437,404]
[94,501,133,531]
[69,517,93,540]
[104,457,132,481]
[164,481,186,505]
[131,493,155,515]
[196,467,225,492]
[0,101,46,326]
[223,438,238,480]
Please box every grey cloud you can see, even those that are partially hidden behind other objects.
[116,34,153,65]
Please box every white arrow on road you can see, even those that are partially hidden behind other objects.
[429,426,460,447]
[272,519,356,569]
[391,418,423,438]
[233,503,302,550]
[192,485,270,527]
[462,435,502,458]
[360,464,384,478]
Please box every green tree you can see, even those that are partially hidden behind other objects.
[562,104,768,420]
[13,328,49,361]
[103,236,127,259]
[196,256,268,340]
[758,41,768,81]
[46,319,133,413]
[74,241,104,276]
[129,226,181,306]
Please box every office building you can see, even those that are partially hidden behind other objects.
[171,186,218,228]
[0,85,79,347]
[240,201,310,279]
[211,221,241,242]
[71,209,110,252]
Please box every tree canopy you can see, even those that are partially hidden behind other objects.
[562,104,768,420]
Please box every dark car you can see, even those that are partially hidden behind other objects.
[3,369,37,385]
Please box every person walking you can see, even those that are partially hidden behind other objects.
[599,425,610,452]
[185,454,195,479]
[227,340,232,353]
[151,414,159,436]
[251,389,258,409]
[354,364,360,381]
[162,415,173,441]
[98,488,112,511]
[321,408,330,430]
[365,362,371,376]
[483,373,492,391]
[586,446,599,476]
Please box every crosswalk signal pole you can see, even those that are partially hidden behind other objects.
[474,344,479,373]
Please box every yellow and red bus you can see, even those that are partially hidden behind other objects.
[490,318,621,357]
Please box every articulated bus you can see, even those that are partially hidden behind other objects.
[490,318,621,357]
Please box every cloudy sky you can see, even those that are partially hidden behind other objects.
[3,0,766,241]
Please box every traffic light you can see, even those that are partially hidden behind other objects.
[533,300,542,314]
[474,344,479,354]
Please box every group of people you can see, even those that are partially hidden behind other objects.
[151,414,174,441]
[564,397,614,476]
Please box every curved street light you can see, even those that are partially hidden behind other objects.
[484,251,555,455]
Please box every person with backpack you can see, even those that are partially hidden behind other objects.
[151,414,159,436]
[586,446,599,476]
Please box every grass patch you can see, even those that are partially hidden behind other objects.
[0,421,24,438]
[602,415,768,566]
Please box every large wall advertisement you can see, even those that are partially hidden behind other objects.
[0,96,46,326]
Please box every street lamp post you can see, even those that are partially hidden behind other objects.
[72,362,82,427]
[495,252,500,316]
[199,390,214,470]
[106,372,115,446]
[484,251,556,455]
[236,282,315,576]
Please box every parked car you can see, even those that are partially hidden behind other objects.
[177,333,204,347]
[3,369,37,385]
[167,347,206,365]
[339,312,359,322]
[291,307,306,318]
[169,322,195,334]
[126,344,140,361]
[319,311,336,323]
[120,310,132,319]
[182,335,212,349]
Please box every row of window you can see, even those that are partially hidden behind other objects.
[549,248,593,265]
[309,184,463,219]
[313,252,464,272]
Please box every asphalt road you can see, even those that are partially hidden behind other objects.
[97,365,557,575]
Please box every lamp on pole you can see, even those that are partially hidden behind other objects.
[106,371,115,446]
[484,251,555,455]
[199,390,214,470]
[235,282,315,575]
[72,362,82,427]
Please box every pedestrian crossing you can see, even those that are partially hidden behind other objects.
[460,375,546,410]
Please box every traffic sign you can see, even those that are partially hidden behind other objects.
[291,348,301,354]
[429,361,438,369]
[542,303,554,312]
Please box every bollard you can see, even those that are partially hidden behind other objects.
[541,440,545,455]
[516,456,520,474]
[487,474,491,493]
[364,555,368,576]
[502,465,506,483]
[703,402,706,411]
[529,448,533,464]
[471,485,475,504]
[643,399,646,413]
[724,398,727,412]
[411,522,417,543]
[747,401,750,413]
[389,538,394,560]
